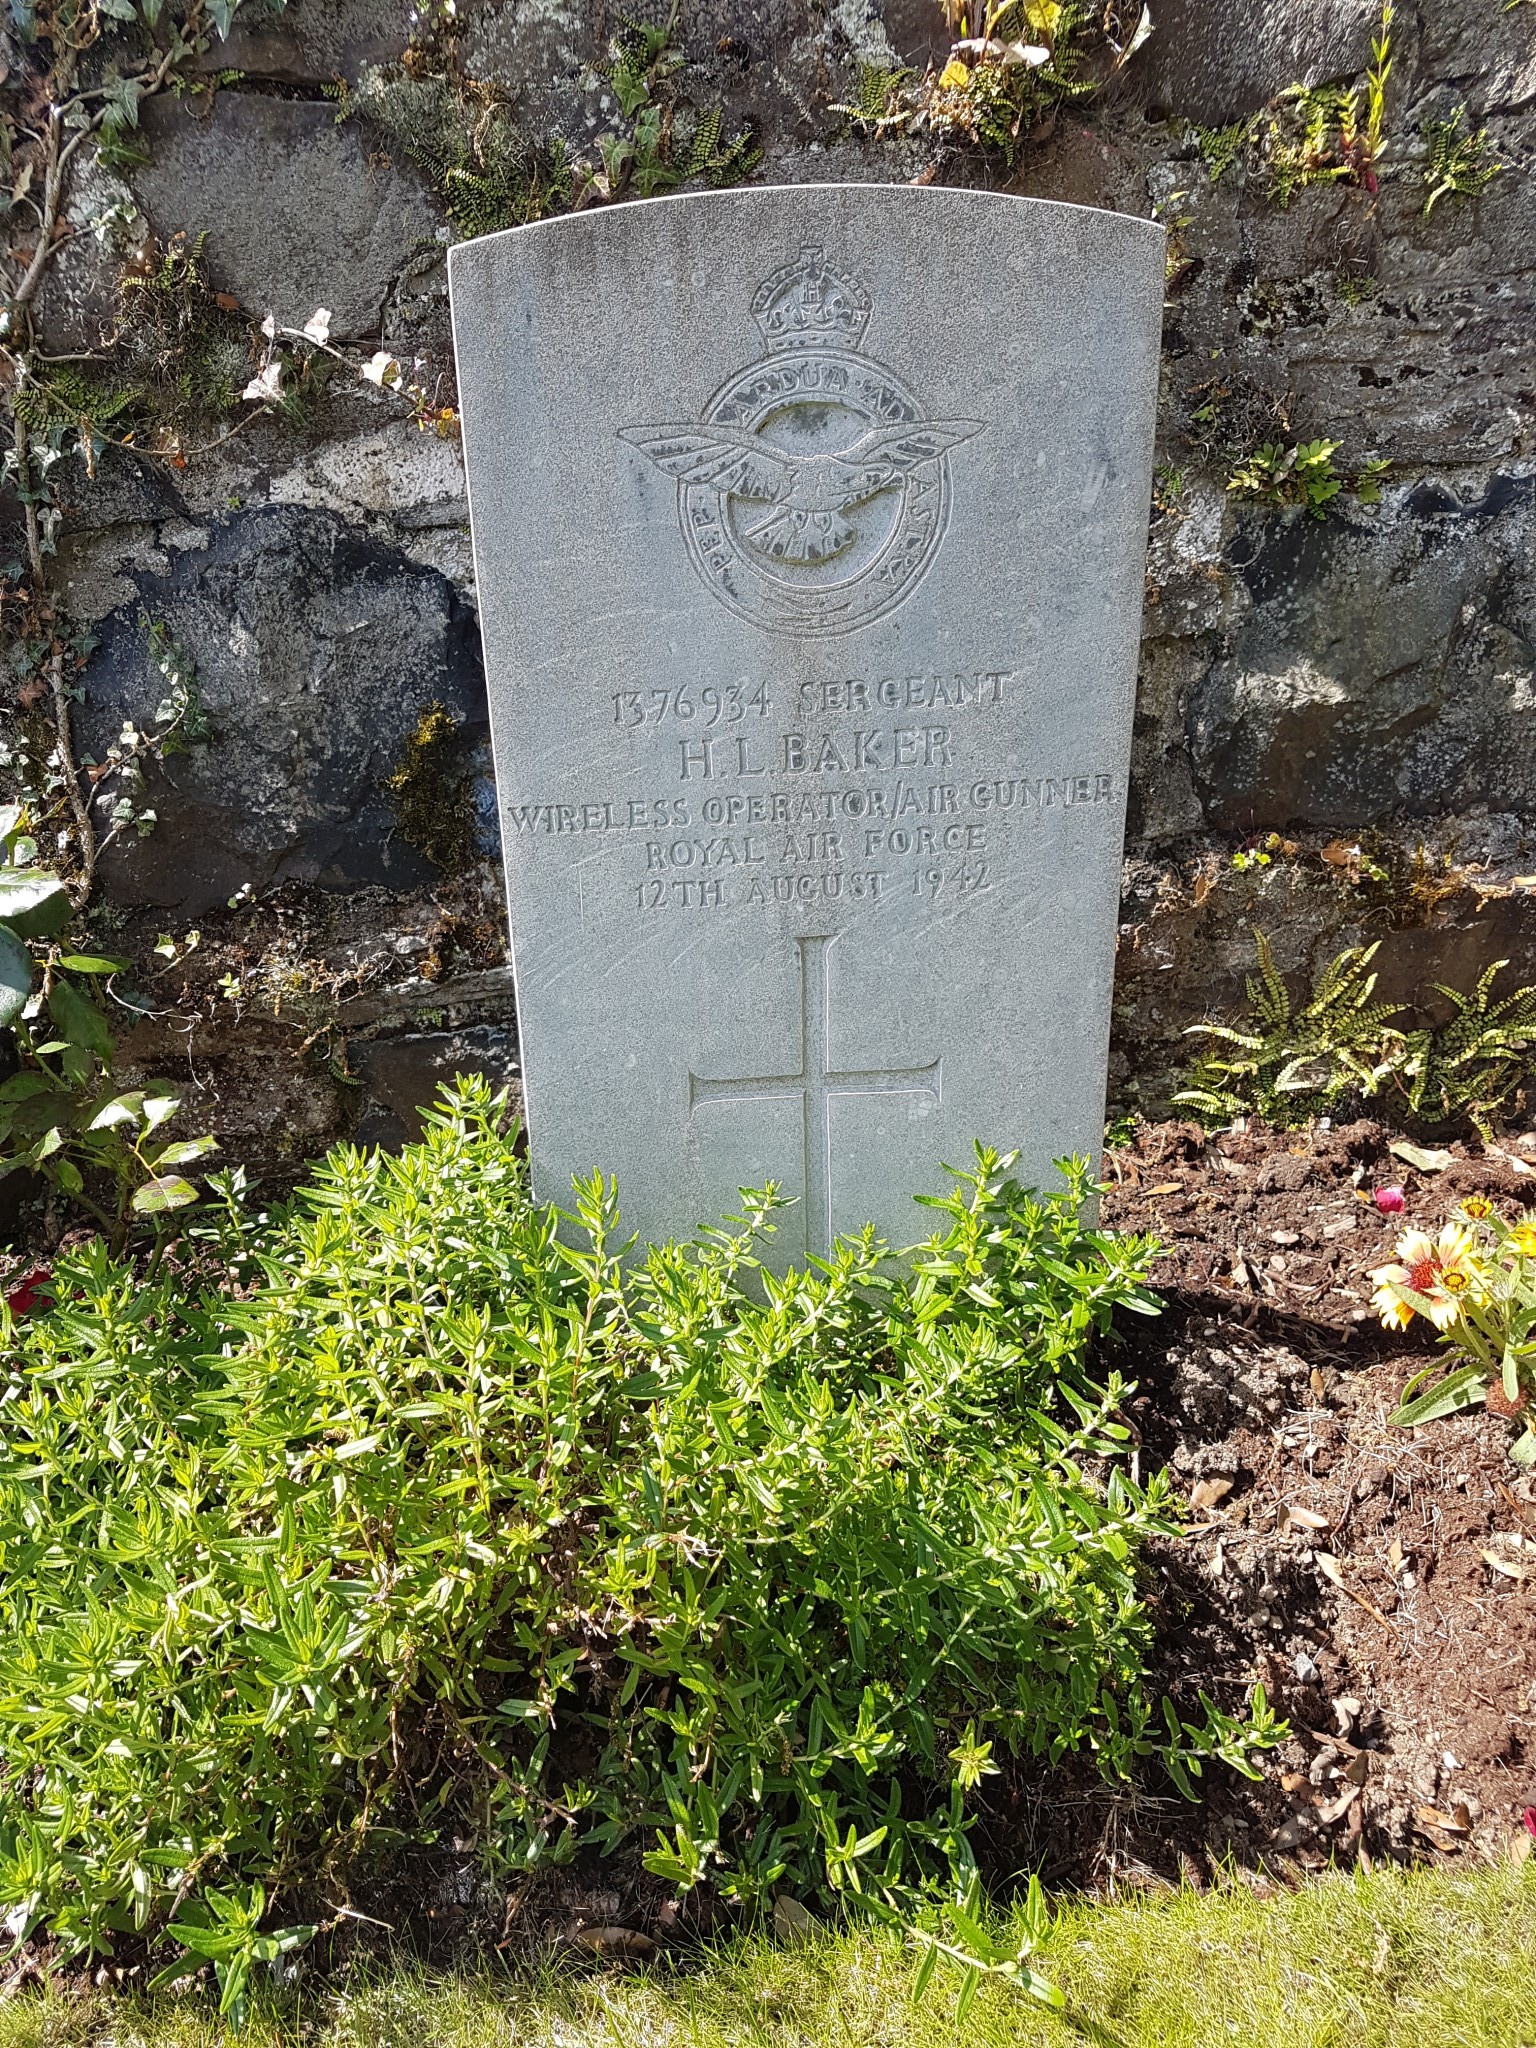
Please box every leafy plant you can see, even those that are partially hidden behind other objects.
[1182,5,1392,203]
[151,1886,315,2032]
[1226,438,1389,517]
[0,1080,1279,1993]
[835,0,1150,162]
[0,804,215,1243]
[1175,931,1403,1125]
[1396,963,1536,1138]
[1421,106,1503,214]
[1263,3,1392,204]
[1177,933,1536,1138]
[1376,1203,1536,1464]
[353,8,756,237]
[1189,116,1256,182]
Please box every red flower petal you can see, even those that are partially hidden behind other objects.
[4,1268,52,1317]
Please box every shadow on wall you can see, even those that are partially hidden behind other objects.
[78,504,494,914]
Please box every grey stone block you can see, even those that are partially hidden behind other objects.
[1130,0,1381,124]
[77,505,490,912]
[353,1023,521,1147]
[1189,473,1536,831]
[130,92,443,342]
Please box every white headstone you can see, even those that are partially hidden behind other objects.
[450,186,1163,1260]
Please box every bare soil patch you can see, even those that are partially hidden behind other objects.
[1020,1116,1536,1893]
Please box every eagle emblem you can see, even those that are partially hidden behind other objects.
[618,247,985,638]
[618,419,982,568]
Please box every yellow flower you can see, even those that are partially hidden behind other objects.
[1508,1221,1536,1259]
[1461,1195,1493,1220]
[1370,1222,1483,1331]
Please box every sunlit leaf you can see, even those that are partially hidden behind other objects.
[131,1174,200,1214]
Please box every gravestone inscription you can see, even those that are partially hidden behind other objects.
[449,186,1163,1260]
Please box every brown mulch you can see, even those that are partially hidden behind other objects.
[1013,1115,1536,1893]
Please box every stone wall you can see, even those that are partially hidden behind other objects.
[5,0,1534,1177]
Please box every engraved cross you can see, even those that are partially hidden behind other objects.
[688,935,942,1258]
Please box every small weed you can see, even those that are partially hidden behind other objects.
[1231,832,1297,873]
[1336,270,1380,305]
[1183,5,1393,204]
[836,0,1147,163]
[0,802,217,1245]
[1421,105,1503,214]
[1226,438,1389,518]
[353,9,756,236]
[12,234,255,459]
[1151,462,1186,516]
[1104,1108,1140,1148]
[1188,116,1255,182]
[1349,833,1468,929]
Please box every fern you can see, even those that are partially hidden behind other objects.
[678,106,762,187]
[838,63,915,127]
[1397,963,1536,1138]
[1190,117,1256,182]
[1177,934,1536,1136]
[1175,930,1404,1126]
[13,366,140,436]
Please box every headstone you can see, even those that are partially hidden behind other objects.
[450,187,1163,1261]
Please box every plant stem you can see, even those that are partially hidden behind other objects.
[50,645,97,900]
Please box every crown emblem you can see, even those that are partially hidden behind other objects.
[750,245,872,353]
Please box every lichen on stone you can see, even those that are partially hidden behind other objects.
[383,701,482,877]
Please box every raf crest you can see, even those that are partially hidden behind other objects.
[619,247,983,638]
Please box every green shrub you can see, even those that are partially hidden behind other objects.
[0,1082,1277,1985]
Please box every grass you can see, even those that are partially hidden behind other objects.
[1,1861,1531,2047]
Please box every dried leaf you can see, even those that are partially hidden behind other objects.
[564,1926,656,1957]
[1283,1505,1330,1532]
[1511,1828,1533,1867]
[772,1896,816,1943]
[301,306,332,344]
[1320,838,1360,868]
[1388,1139,1454,1172]
[1317,1783,1360,1824]
[1481,1533,1535,1580]
[1315,1552,1345,1586]
[1144,1181,1183,1197]
[1415,1804,1469,1836]
[1190,1477,1233,1511]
